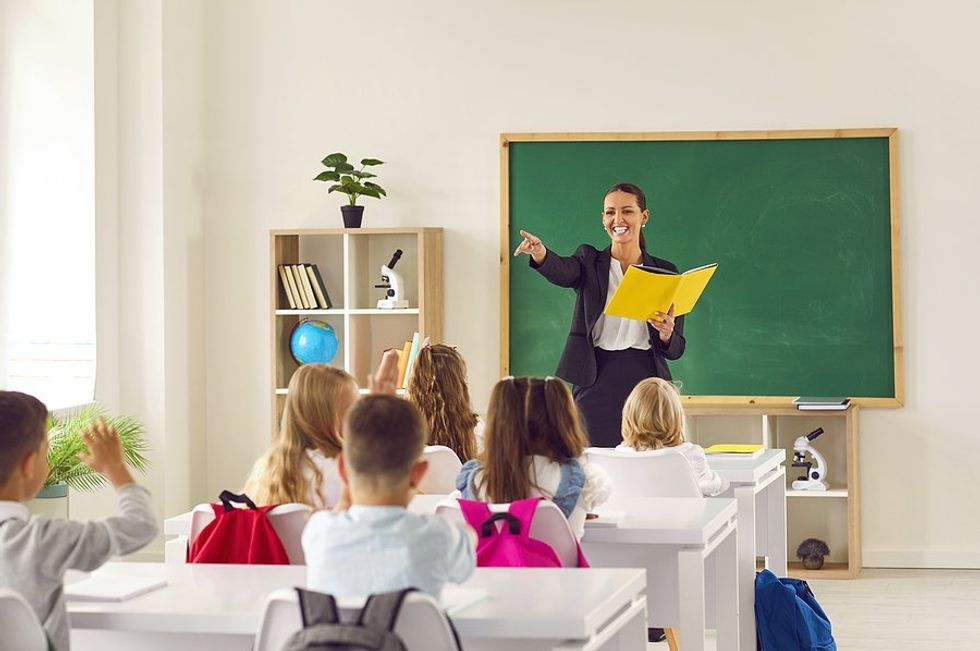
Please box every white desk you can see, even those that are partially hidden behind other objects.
[708,449,787,651]
[583,497,739,651]
[69,562,647,651]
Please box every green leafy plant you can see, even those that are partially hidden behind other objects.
[314,153,386,206]
[45,404,150,491]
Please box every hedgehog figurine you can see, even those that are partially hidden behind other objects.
[796,538,830,570]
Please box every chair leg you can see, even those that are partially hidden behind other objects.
[665,627,680,651]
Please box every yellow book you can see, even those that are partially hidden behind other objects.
[604,263,718,322]
[705,444,763,454]
[396,342,411,387]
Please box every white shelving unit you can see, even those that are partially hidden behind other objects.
[687,405,861,579]
[270,228,442,430]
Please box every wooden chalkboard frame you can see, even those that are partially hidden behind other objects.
[499,128,903,408]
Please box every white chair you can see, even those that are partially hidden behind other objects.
[435,498,581,567]
[419,445,463,495]
[188,502,312,564]
[0,589,48,651]
[254,588,461,651]
[585,447,702,499]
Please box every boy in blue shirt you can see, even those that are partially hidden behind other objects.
[303,394,475,598]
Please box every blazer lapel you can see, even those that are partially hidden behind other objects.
[589,247,612,332]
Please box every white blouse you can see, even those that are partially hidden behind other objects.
[306,449,344,508]
[591,260,651,351]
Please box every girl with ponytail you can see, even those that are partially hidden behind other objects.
[454,376,611,537]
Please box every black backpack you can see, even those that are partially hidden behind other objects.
[283,587,460,651]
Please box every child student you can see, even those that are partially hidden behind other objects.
[0,391,158,651]
[302,395,476,597]
[619,377,729,496]
[455,377,611,537]
[407,343,482,461]
[244,363,360,508]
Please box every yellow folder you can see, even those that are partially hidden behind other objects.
[704,444,763,454]
[604,263,718,322]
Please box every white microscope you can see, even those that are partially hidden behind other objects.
[792,427,829,491]
[375,249,409,309]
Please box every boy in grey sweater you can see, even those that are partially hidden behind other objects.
[0,391,158,651]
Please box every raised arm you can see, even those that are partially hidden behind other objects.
[514,229,584,289]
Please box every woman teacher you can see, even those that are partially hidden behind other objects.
[514,182,686,447]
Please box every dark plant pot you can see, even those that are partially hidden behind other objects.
[802,554,825,570]
[341,205,364,228]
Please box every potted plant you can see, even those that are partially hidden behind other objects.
[796,538,831,570]
[314,153,386,228]
[28,403,150,518]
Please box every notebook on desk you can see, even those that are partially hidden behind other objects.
[584,511,625,528]
[704,444,764,459]
[64,575,167,602]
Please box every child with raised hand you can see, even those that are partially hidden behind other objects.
[0,391,157,651]
[455,376,611,537]
[619,377,729,496]
[302,393,475,598]
[407,342,482,461]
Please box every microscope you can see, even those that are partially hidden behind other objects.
[375,249,409,309]
[792,427,829,491]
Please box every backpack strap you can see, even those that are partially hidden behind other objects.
[480,512,522,538]
[217,490,258,512]
[295,587,340,628]
[551,459,585,518]
[455,459,482,499]
[458,498,492,532]
[358,587,416,631]
[504,496,544,537]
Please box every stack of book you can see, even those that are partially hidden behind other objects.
[793,397,851,411]
[278,263,333,310]
[392,332,422,389]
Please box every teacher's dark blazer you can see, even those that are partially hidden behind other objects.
[530,244,686,388]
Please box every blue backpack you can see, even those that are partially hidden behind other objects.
[755,569,836,651]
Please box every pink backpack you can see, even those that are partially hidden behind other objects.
[458,497,589,568]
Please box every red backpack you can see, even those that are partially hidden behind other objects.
[188,491,290,564]
[459,497,588,568]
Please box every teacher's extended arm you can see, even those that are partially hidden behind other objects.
[514,229,584,289]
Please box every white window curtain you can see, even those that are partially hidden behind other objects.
[1,0,96,410]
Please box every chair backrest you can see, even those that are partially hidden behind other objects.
[435,498,581,567]
[189,502,311,564]
[255,588,460,651]
[0,589,48,651]
[585,447,702,499]
[418,446,463,495]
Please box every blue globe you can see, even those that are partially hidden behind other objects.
[290,320,339,365]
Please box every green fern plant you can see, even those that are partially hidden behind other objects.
[45,404,150,491]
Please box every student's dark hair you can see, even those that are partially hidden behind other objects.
[343,395,426,486]
[0,391,48,486]
[605,182,649,252]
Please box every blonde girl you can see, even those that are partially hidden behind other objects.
[619,377,729,496]
[244,363,359,508]
[455,376,611,537]
[407,344,481,461]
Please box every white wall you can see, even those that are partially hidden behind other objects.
[196,0,980,568]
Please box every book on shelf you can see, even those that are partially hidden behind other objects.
[604,262,718,322]
[793,397,851,411]
[401,332,422,389]
[704,444,764,459]
[283,264,304,308]
[286,265,308,308]
[307,263,333,309]
[396,341,412,387]
[295,264,318,309]
[278,265,298,309]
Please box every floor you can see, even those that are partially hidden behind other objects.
[648,569,980,650]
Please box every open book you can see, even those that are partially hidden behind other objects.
[604,263,718,322]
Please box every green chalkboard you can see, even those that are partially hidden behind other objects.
[504,132,900,403]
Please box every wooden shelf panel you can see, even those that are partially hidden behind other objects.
[787,488,848,498]
[275,309,345,316]
[347,308,420,315]
[787,561,856,580]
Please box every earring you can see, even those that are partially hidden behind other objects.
[642,223,647,228]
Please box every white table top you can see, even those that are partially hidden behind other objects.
[707,448,785,484]
[585,497,737,546]
[67,562,645,640]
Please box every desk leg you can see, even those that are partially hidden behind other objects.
[733,485,756,651]
[767,469,788,577]
[677,548,706,651]
[713,531,739,651]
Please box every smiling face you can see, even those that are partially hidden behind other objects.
[603,190,649,247]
